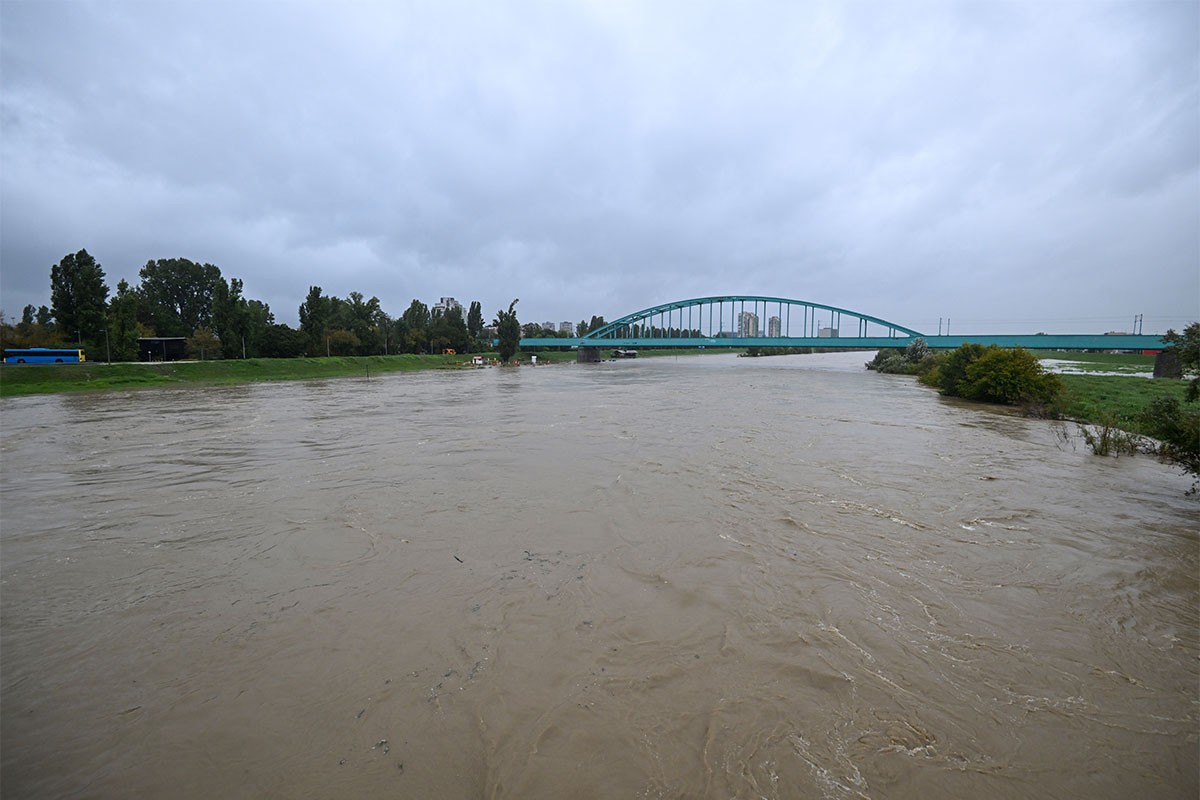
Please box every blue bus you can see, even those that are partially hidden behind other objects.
[3,348,86,364]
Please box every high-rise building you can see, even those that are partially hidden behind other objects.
[433,297,463,316]
[559,321,575,336]
[768,316,781,337]
[737,311,759,337]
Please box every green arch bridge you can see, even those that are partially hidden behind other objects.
[517,295,1166,353]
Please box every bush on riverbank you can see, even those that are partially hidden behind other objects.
[917,343,1063,406]
[865,338,936,375]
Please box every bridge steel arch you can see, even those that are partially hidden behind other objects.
[515,296,1168,351]
[583,296,923,342]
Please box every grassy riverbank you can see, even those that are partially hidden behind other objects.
[1035,351,1192,436]
[0,353,502,397]
[1055,374,1189,436]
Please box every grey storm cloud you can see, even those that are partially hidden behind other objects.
[1,0,1197,334]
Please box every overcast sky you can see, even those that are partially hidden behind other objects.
[2,0,1197,335]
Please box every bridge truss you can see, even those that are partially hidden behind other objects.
[585,296,922,341]
[517,295,1167,352]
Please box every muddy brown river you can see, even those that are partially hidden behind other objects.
[1,351,1196,798]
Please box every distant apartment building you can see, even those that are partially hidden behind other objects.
[768,316,781,337]
[737,311,759,337]
[818,326,839,338]
[559,321,575,336]
[433,297,462,316]
[543,321,556,333]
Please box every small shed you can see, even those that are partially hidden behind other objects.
[139,337,188,362]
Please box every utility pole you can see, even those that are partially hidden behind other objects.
[104,329,110,363]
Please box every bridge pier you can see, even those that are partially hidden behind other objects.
[577,346,601,363]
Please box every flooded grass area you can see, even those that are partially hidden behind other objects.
[1056,374,1189,434]
[1039,351,1157,376]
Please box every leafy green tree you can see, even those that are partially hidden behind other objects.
[401,299,431,354]
[107,279,141,361]
[36,305,53,327]
[327,328,360,356]
[138,258,222,336]
[212,277,250,355]
[467,301,484,340]
[20,305,35,327]
[298,286,330,355]
[494,299,520,363]
[1162,323,1200,401]
[50,249,109,351]
[344,292,385,354]
[430,305,470,354]
[259,323,308,358]
[243,300,274,357]
[186,327,222,360]
[1,308,57,348]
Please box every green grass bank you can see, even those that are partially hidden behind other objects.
[1055,374,1189,437]
[0,353,514,398]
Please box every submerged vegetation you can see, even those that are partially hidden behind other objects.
[868,333,1200,492]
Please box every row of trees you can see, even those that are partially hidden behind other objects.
[297,287,486,357]
[10,251,280,361]
[4,249,565,362]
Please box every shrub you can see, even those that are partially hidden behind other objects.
[867,339,936,375]
[961,347,1062,404]
[1138,396,1200,492]
[923,344,1062,406]
[904,337,930,363]
[1078,411,1142,457]
[865,348,907,373]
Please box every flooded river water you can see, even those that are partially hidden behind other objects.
[2,351,1196,798]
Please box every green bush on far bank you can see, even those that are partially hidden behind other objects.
[922,343,1062,406]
